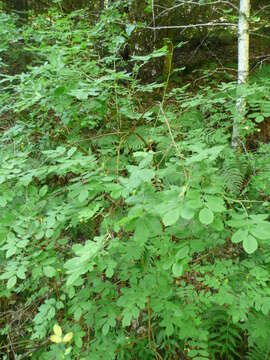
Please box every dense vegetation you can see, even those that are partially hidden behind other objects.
[0,1,269,359]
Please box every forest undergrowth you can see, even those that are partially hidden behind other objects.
[0,3,270,360]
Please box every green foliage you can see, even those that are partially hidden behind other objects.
[0,3,270,360]
[207,308,242,359]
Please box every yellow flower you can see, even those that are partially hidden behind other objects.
[53,324,62,337]
[50,334,62,344]
[50,324,73,344]
[63,332,73,343]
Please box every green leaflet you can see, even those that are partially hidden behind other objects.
[163,208,180,226]
[243,235,258,254]
[7,275,17,289]
[180,204,196,220]
[250,225,270,240]
[199,208,214,225]
[43,266,56,278]
[232,229,248,244]
[205,195,226,212]
[172,262,183,277]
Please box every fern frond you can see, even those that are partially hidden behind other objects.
[247,342,270,360]
[222,156,248,196]
[246,312,270,360]
[206,308,242,360]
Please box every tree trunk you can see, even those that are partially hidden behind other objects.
[231,0,250,148]
[100,0,104,12]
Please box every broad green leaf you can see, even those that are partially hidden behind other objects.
[74,307,82,321]
[79,203,101,220]
[205,195,226,212]
[102,323,110,336]
[180,205,195,220]
[45,229,54,238]
[105,266,114,278]
[7,275,17,289]
[67,147,77,157]
[172,262,183,277]
[211,216,224,231]
[69,89,89,100]
[176,245,189,260]
[66,272,81,287]
[133,218,150,243]
[243,235,258,254]
[39,185,48,197]
[6,246,16,258]
[65,347,72,356]
[249,214,269,222]
[131,46,167,62]
[250,225,270,240]
[46,216,55,228]
[106,183,123,199]
[128,167,155,190]
[0,196,7,207]
[36,230,44,240]
[231,229,248,244]
[255,114,264,123]
[186,199,203,210]
[122,312,133,327]
[43,266,56,278]
[162,208,180,227]
[199,208,214,225]
[17,267,26,280]
[17,239,28,248]
[63,332,73,343]
[227,219,247,227]
[144,216,162,237]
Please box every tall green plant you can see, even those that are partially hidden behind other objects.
[0,4,270,360]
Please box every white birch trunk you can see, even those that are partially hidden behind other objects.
[231,0,250,148]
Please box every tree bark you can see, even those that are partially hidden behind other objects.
[232,0,250,148]
[100,0,104,12]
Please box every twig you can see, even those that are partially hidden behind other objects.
[79,131,125,141]
[154,0,238,19]
[152,0,156,43]
[159,106,181,156]
[193,67,237,84]
[223,195,265,203]
[159,105,188,182]
[8,333,16,358]
[116,133,128,177]
[113,58,121,131]
[254,4,270,16]
[186,33,209,65]
[134,132,149,148]
[204,42,224,69]
[145,22,237,31]
[156,144,173,169]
